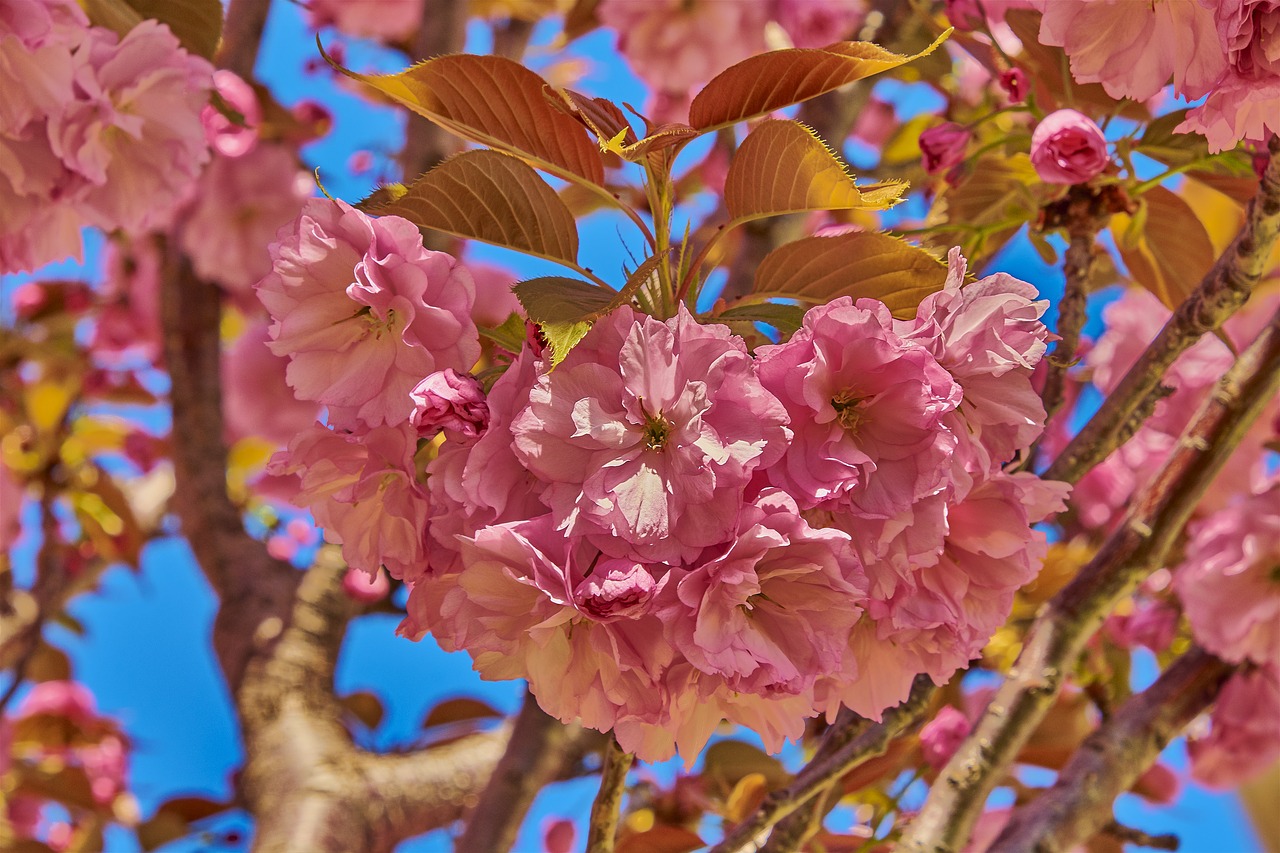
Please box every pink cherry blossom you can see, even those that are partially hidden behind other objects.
[905,248,1051,479]
[181,143,313,299]
[409,369,489,440]
[413,516,673,754]
[1178,0,1280,151]
[256,198,480,430]
[307,0,425,42]
[999,67,1028,103]
[466,261,522,327]
[757,297,960,519]
[222,320,321,447]
[599,0,769,113]
[773,0,864,48]
[0,0,84,130]
[1035,0,1226,103]
[201,69,261,158]
[512,306,789,564]
[1189,664,1280,788]
[920,705,971,770]
[268,421,429,581]
[660,490,864,698]
[1030,109,1109,185]
[919,122,971,175]
[16,679,98,723]
[51,21,213,233]
[423,346,548,578]
[1173,483,1280,668]
[0,124,84,274]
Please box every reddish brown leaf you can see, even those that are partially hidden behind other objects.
[616,825,704,853]
[365,150,580,265]
[422,697,503,729]
[725,121,906,224]
[689,32,950,131]
[1113,186,1216,311]
[751,231,947,318]
[324,49,605,185]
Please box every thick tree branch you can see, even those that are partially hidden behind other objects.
[899,300,1280,853]
[990,647,1232,853]
[1046,134,1280,485]
[400,0,468,185]
[239,555,513,853]
[455,690,592,853]
[712,675,935,853]
[217,0,272,80]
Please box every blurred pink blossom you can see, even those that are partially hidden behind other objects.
[1174,483,1280,668]
[1189,664,1280,788]
[773,0,864,48]
[307,0,424,42]
[222,320,321,447]
[1035,0,1225,102]
[182,143,313,300]
[919,122,971,175]
[920,705,971,770]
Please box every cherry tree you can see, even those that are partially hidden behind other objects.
[2,0,1279,851]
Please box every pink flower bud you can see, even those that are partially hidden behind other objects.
[918,122,971,174]
[999,67,1028,103]
[343,568,390,604]
[920,705,971,770]
[572,559,659,622]
[543,818,576,853]
[409,369,490,440]
[1030,109,1109,184]
[202,70,261,158]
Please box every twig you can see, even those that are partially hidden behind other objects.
[1099,821,1180,852]
[899,301,1280,853]
[989,648,1230,852]
[711,675,935,853]
[1046,134,1280,485]
[1039,193,1106,423]
[455,691,584,853]
[587,735,633,853]
[760,708,870,852]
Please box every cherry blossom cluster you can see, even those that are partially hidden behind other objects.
[261,198,1066,761]
[1036,0,1280,151]
[0,0,213,273]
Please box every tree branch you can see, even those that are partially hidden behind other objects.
[1046,134,1280,485]
[989,647,1232,853]
[400,0,468,182]
[899,300,1280,853]
[587,735,633,853]
[217,0,272,80]
[711,675,935,853]
[455,690,592,853]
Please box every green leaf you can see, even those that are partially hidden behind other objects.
[724,120,907,224]
[689,31,952,132]
[364,150,580,265]
[478,313,529,354]
[714,302,806,338]
[322,47,605,185]
[752,231,948,319]
[542,321,592,368]
[514,277,616,324]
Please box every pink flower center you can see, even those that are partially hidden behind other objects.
[640,406,673,451]
[831,389,868,433]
